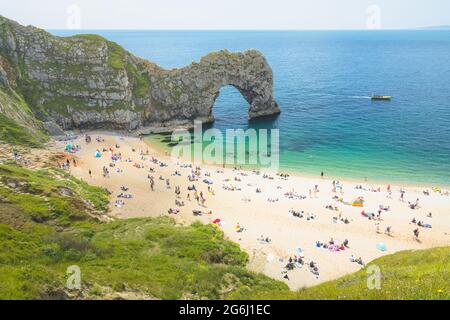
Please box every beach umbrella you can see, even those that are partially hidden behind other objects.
[296,248,305,257]
[213,219,221,224]
[376,243,388,252]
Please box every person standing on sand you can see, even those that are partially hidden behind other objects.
[89,169,92,177]
[413,228,420,240]
[321,172,324,179]
[385,226,392,236]
[375,223,380,234]
[200,191,206,206]
[387,184,392,199]
[150,177,155,191]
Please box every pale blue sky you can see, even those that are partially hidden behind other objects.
[1,0,449,30]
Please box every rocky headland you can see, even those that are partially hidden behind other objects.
[0,15,280,137]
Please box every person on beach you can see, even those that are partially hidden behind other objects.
[89,169,92,177]
[385,226,392,236]
[150,177,155,191]
[102,166,109,178]
[375,223,381,234]
[199,191,206,206]
[413,228,420,240]
[195,192,200,204]
[313,185,319,198]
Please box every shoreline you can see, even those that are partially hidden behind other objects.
[144,133,450,190]
[63,129,449,189]
[53,130,450,290]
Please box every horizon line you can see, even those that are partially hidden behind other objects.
[46,27,450,32]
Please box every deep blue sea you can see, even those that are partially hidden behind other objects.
[51,30,450,186]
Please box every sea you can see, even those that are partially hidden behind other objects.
[51,30,450,186]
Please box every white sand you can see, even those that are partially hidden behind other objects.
[55,132,450,290]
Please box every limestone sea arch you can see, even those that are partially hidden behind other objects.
[0,15,280,134]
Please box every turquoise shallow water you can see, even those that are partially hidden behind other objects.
[51,30,450,186]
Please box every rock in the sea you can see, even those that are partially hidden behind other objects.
[0,15,280,133]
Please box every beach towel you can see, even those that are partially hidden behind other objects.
[266,253,275,262]
[296,248,305,257]
[328,244,340,252]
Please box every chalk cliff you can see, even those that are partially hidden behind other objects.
[0,16,280,134]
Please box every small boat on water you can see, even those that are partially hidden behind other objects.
[371,95,392,100]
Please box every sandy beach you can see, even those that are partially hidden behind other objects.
[52,132,450,290]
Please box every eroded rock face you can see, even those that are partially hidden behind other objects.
[0,16,280,133]
[0,53,43,135]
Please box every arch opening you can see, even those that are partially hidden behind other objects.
[210,85,251,129]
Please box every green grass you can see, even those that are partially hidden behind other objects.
[0,163,448,300]
[0,113,46,147]
[68,34,127,70]
[229,247,450,300]
[0,164,108,225]
[0,164,288,299]
[71,35,128,70]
